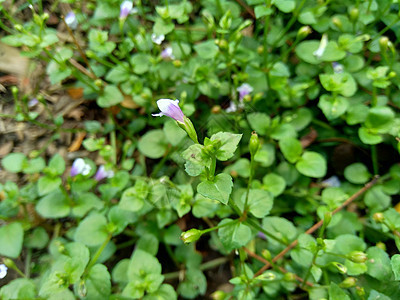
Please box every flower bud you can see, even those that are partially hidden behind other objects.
[216,39,228,50]
[211,291,227,300]
[376,242,386,251]
[348,251,367,263]
[379,36,389,51]
[373,212,384,223]
[257,45,264,54]
[297,26,312,39]
[323,211,332,227]
[332,16,343,30]
[94,79,103,87]
[331,262,347,274]
[349,7,359,22]
[261,249,271,261]
[356,286,365,296]
[283,272,296,281]
[388,71,396,78]
[2,258,16,269]
[339,277,357,288]
[173,60,182,67]
[181,228,202,244]
[255,271,276,281]
[211,105,221,114]
[249,131,260,157]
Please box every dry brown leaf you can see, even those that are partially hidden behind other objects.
[67,87,84,99]
[0,141,13,158]
[300,128,318,148]
[68,132,86,152]
[120,95,139,109]
[67,107,85,120]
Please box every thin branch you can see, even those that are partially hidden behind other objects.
[234,0,256,19]
[254,176,379,277]
[243,247,313,287]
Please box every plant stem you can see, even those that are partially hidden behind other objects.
[371,145,379,175]
[254,176,379,277]
[202,219,239,235]
[84,234,112,276]
[163,257,229,280]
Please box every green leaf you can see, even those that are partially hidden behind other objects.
[153,18,175,35]
[391,254,400,280]
[319,72,357,97]
[178,268,207,298]
[84,264,111,300]
[0,222,24,258]
[364,186,391,212]
[262,173,286,196]
[365,106,395,134]
[2,153,27,173]
[194,40,219,59]
[254,143,275,167]
[136,234,159,256]
[0,278,37,300]
[344,163,370,184]
[218,219,252,251]
[279,138,302,163]
[37,176,62,196]
[247,112,271,135]
[138,129,168,159]
[163,119,187,146]
[46,61,72,84]
[296,41,346,64]
[209,132,242,161]
[329,282,351,300]
[72,192,103,218]
[358,127,383,145]
[318,94,349,120]
[105,63,130,83]
[274,0,295,13]
[197,173,233,205]
[97,85,124,108]
[119,180,149,212]
[254,5,273,18]
[262,217,297,245]
[366,247,392,281]
[23,157,45,174]
[36,190,70,218]
[144,284,177,300]
[334,234,366,254]
[24,227,49,249]
[243,189,274,218]
[130,53,152,75]
[74,214,109,246]
[295,151,327,178]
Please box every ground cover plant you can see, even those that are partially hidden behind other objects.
[1,0,400,299]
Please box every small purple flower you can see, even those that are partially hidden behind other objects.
[151,33,165,45]
[65,12,78,29]
[94,165,114,181]
[120,1,133,19]
[161,47,175,60]
[152,99,185,123]
[257,231,267,240]
[70,158,91,177]
[332,62,344,74]
[0,264,7,279]
[322,175,341,187]
[237,83,253,100]
[28,98,39,107]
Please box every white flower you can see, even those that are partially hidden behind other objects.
[120,1,133,19]
[332,62,344,74]
[237,83,253,100]
[152,99,185,123]
[322,176,341,187]
[313,34,328,59]
[151,33,165,45]
[70,158,92,177]
[0,264,7,279]
[94,165,114,181]
[226,99,245,113]
[161,47,175,59]
[65,12,78,29]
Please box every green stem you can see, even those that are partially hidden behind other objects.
[208,155,217,181]
[202,219,239,235]
[84,234,112,276]
[163,256,229,280]
[243,154,256,214]
[25,248,32,278]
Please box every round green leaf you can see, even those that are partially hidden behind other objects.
[36,190,70,218]
[197,173,233,205]
[344,163,370,184]
[279,138,302,163]
[263,173,286,196]
[0,222,24,258]
[97,85,124,108]
[2,153,27,173]
[74,214,109,246]
[295,151,327,178]
[138,129,168,159]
